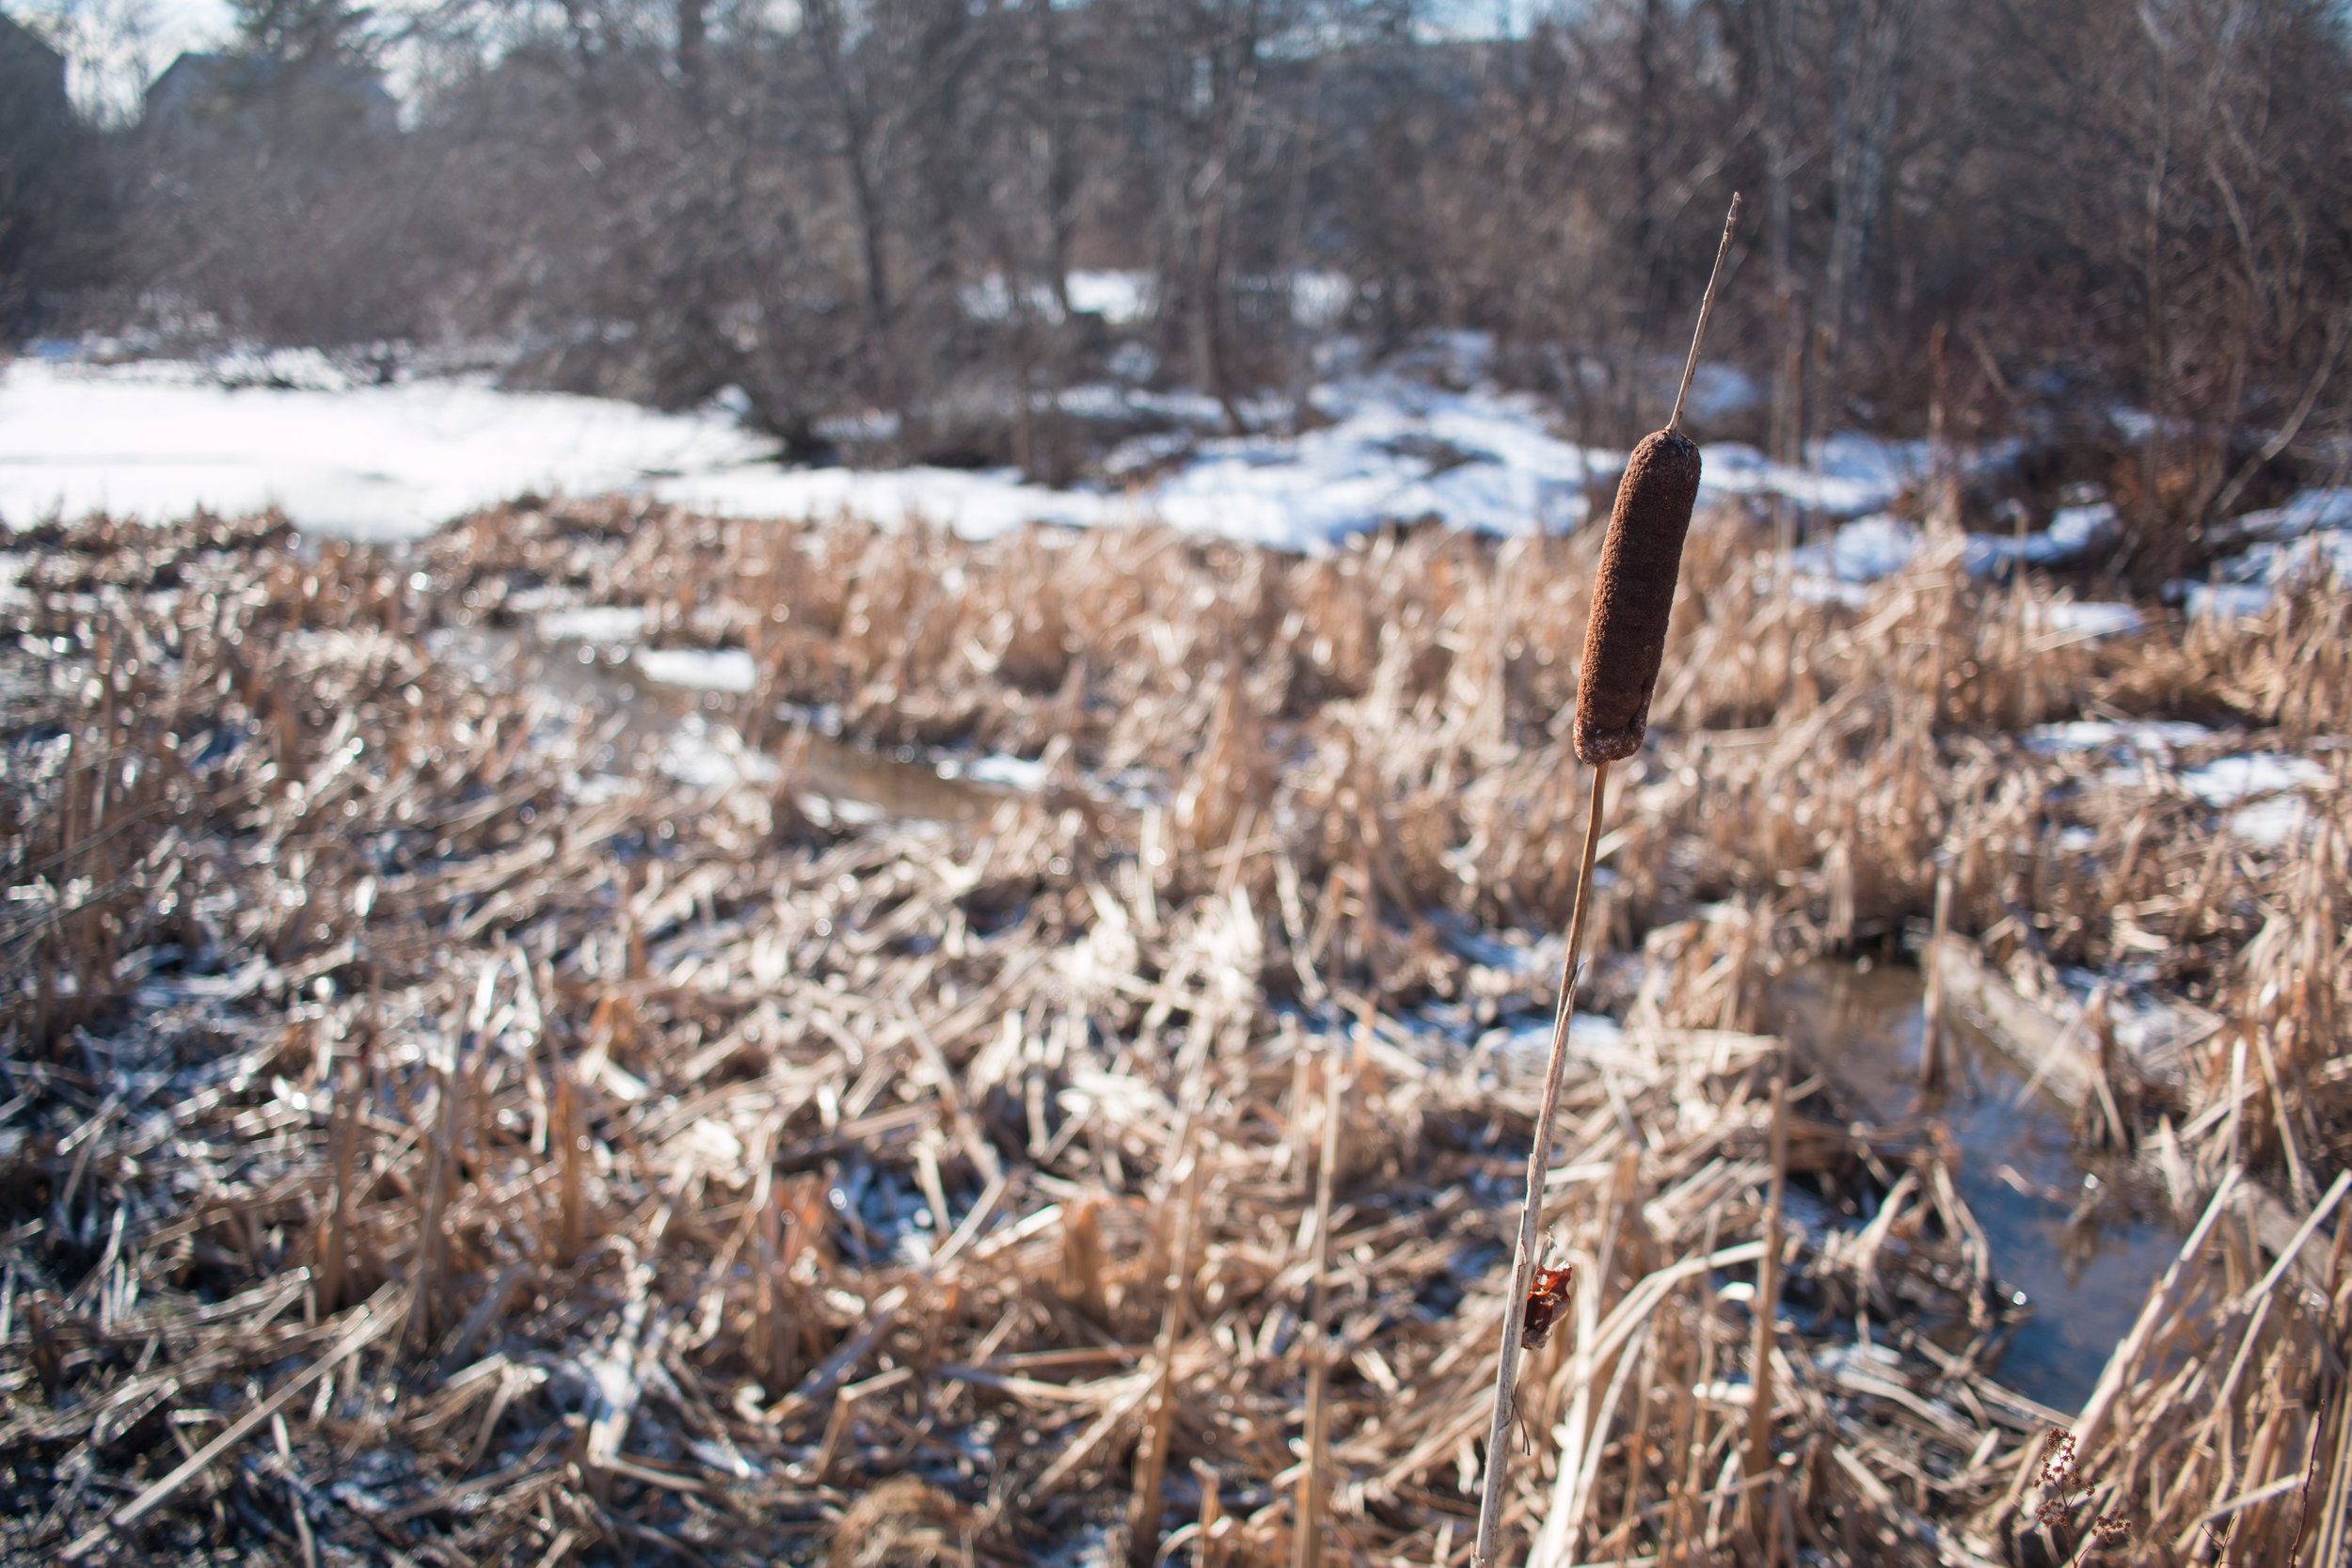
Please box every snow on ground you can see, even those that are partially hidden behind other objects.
[1962,502,2116,575]
[5,352,1943,551]
[658,716,780,789]
[2025,725,2339,847]
[2178,753,2329,805]
[21,348,2339,580]
[2102,752,2333,847]
[632,647,758,692]
[1788,513,1922,582]
[1701,434,1938,516]
[0,359,771,540]
[934,752,1054,791]
[2041,601,2144,640]
[2182,529,2352,618]
[2232,487,2352,540]
[2026,721,2217,760]
[1788,501,2120,594]
[2169,488,2352,618]
[538,606,651,642]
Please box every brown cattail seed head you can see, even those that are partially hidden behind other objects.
[1574,429,1702,764]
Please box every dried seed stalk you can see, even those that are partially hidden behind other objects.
[1470,757,1610,1567]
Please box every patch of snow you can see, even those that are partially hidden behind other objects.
[633,647,758,693]
[663,465,1117,538]
[2049,501,2117,553]
[2178,753,2328,805]
[538,606,649,642]
[2227,796,2312,847]
[1788,575,1874,608]
[1102,430,1194,478]
[658,717,778,789]
[961,270,1163,328]
[2178,581,2278,621]
[936,752,1051,790]
[1788,513,1920,582]
[11,348,2089,552]
[2025,721,2215,759]
[1067,270,1157,326]
[1694,439,1923,517]
[2041,601,2143,641]
[0,359,774,538]
[2231,488,2352,540]
[1287,270,1354,331]
[957,275,1059,324]
[2174,514,2352,616]
[1963,502,2113,576]
[1486,1012,1626,1063]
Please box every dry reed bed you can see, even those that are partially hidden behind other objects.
[419,498,2351,1175]
[0,506,2343,1566]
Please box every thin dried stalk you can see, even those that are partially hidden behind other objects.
[1292,1018,1350,1568]
[1473,759,1611,1567]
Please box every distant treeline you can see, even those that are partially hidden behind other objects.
[13,0,2352,546]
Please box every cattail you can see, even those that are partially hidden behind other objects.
[1472,193,1740,1568]
[1569,196,1740,767]
[1574,430,1704,763]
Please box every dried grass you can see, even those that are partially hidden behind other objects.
[0,499,2344,1565]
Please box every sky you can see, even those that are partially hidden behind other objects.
[27,0,1540,120]
[24,0,236,119]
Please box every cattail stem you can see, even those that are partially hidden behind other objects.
[1472,758,1612,1568]
[1670,196,1744,434]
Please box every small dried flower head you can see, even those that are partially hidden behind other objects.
[2041,1432,2079,1492]
[2092,1513,2131,1545]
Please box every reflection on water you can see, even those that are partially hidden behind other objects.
[1766,961,2179,1416]
[441,626,1019,823]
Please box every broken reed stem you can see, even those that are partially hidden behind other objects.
[1669,195,1744,434]
[1472,758,1612,1568]
[1292,1013,1352,1568]
[554,1059,585,1265]
[1130,1153,1203,1555]
[1740,1063,1789,1542]
[320,1058,359,1312]
[1921,868,1951,1091]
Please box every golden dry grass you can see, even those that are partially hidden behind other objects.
[0,501,2344,1566]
